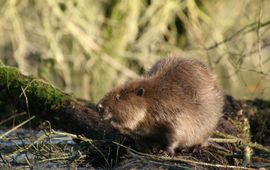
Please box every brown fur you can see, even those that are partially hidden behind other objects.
[97,56,224,154]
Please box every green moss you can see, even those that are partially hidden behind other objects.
[0,66,74,112]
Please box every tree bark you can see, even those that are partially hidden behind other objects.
[1,65,270,169]
[0,65,115,140]
[0,65,269,147]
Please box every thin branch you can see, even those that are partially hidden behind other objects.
[211,132,270,153]
[207,19,270,50]
[0,112,27,126]
[0,116,35,140]
[113,142,253,170]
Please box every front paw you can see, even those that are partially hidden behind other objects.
[157,148,173,156]
[165,147,175,156]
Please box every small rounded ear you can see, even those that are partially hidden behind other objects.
[115,94,120,101]
[135,88,145,96]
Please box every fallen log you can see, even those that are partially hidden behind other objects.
[0,65,116,140]
[0,65,269,169]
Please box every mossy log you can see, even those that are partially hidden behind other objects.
[0,65,269,143]
[0,65,115,140]
[0,65,270,168]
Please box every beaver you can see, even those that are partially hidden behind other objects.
[96,56,224,155]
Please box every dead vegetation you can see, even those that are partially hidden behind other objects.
[0,66,269,169]
[0,0,270,101]
[0,0,270,169]
[0,100,270,169]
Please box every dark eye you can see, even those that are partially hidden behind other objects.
[135,88,145,96]
[115,94,120,100]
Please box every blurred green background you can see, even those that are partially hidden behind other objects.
[0,0,269,102]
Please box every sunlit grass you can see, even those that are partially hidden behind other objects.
[0,0,270,101]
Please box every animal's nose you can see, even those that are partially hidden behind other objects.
[96,103,104,113]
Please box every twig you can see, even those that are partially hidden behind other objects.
[131,152,192,170]
[0,153,7,164]
[210,138,270,153]
[24,155,33,169]
[20,86,31,127]
[0,112,27,126]
[6,132,48,158]
[113,142,253,170]
[0,116,35,140]
[100,54,138,79]
[38,156,70,163]
[214,41,270,66]
[51,130,111,168]
[211,132,270,153]
[252,156,270,163]
[207,19,270,50]
[243,146,252,166]
[47,0,138,79]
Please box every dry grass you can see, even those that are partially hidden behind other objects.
[0,0,269,101]
[0,95,270,169]
[1,115,269,169]
[0,1,270,167]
